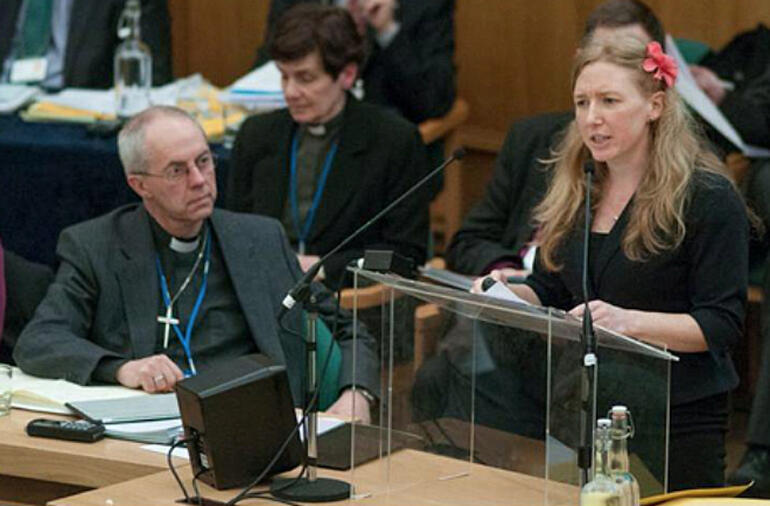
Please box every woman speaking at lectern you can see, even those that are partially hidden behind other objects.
[478,36,749,491]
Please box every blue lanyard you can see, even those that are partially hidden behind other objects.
[289,131,339,254]
[155,232,212,377]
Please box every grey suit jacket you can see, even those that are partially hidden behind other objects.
[14,205,379,402]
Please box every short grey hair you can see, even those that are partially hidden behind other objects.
[117,106,206,175]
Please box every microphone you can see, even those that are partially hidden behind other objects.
[580,158,596,362]
[578,157,597,486]
[278,147,467,318]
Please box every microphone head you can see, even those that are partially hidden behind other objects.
[583,158,595,175]
[451,147,467,161]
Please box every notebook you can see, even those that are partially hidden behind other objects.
[66,393,179,424]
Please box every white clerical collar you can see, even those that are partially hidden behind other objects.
[170,235,200,253]
[307,123,326,136]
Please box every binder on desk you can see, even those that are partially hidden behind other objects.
[66,393,179,424]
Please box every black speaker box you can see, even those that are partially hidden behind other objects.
[175,354,303,490]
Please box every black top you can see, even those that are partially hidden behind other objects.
[227,96,429,288]
[525,170,749,405]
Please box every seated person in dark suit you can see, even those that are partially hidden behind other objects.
[0,245,54,364]
[256,0,455,125]
[0,0,172,89]
[14,106,378,422]
[228,4,429,289]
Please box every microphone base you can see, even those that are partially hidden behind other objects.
[270,476,351,502]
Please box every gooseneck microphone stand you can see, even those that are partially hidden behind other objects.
[271,148,466,502]
[578,159,598,486]
[271,295,350,502]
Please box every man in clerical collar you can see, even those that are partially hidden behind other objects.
[14,105,379,422]
[227,3,429,289]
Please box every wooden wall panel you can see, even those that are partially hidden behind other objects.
[168,0,270,87]
[455,0,770,146]
[166,0,770,141]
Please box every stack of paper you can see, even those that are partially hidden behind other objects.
[10,367,146,415]
[0,84,39,114]
[221,61,286,110]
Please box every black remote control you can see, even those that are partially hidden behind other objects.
[26,418,106,443]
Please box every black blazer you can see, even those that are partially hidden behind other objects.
[0,250,53,364]
[526,171,749,405]
[0,0,172,88]
[446,112,573,275]
[255,0,456,123]
[13,205,380,403]
[226,97,429,286]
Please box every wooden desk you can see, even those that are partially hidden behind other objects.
[52,449,577,505]
[0,409,577,505]
[0,409,186,504]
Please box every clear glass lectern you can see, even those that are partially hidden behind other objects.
[344,268,676,505]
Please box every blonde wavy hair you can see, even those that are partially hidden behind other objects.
[535,36,726,271]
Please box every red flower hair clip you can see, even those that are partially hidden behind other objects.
[642,41,678,88]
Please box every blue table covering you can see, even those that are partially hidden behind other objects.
[0,114,230,266]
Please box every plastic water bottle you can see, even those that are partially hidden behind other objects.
[114,0,152,118]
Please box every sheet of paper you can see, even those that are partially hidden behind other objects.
[105,418,182,433]
[0,84,39,113]
[295,412,345,441]
[228,61,283,94]
[35,76,197,117]
[483,281,532,305]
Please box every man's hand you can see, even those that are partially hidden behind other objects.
[116,354,185,393]
[326,388,372,425]
[690,65,728,105]
[361,0,397,35]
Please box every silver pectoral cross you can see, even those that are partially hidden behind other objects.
[157,305,180,349]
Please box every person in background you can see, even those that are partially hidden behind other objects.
[0,0,172,90]
[255,0,455,125]
[478,35,748,491]
[228,4,429,289]
[13,106,379,422]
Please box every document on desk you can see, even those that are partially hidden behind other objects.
[222,61,286,109]
[11,367,146,415]
[0,84,39,113]
[67,393,179,423]
[104,418,183,445]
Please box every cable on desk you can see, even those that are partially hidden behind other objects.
[168,436,192,502]
[192,468,207,506]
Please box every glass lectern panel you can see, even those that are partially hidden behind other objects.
[345,269,673,505]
